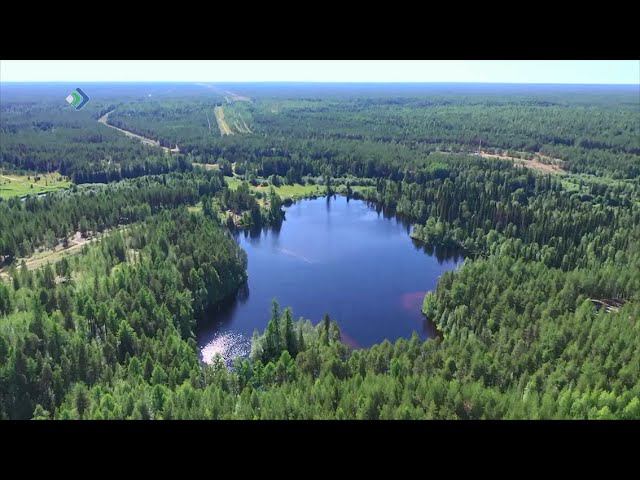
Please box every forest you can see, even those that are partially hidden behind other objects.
[0,83,638,419]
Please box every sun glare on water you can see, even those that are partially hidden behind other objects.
[201,332,251,366]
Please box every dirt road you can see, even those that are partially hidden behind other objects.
[1,231,99,280]
[98,110,180,154]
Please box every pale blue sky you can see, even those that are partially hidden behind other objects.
[1,60,638,84]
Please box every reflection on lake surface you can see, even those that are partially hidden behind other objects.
[197,196,464,365]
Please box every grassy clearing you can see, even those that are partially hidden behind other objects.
[254,183,324,200]
[350,185,375,195]
[192,162,220,171]
[224,175,376,201]
[224,176,243,190]
[0,172,71,199]
[477,151,566,175]
[224,176,325,201]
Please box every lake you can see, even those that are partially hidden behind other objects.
[197,195,464,364]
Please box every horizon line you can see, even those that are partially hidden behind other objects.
[1,80,637,86]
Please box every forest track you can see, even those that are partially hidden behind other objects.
[241,118,253,133]
[0,229,122,280]
[98,110,180,154]
[214,106,234,136]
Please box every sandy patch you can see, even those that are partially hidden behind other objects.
[478,151,566,174]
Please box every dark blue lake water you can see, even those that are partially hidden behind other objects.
[197,196,464,364]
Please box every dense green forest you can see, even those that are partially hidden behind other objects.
[0,172,225,259]
[0,96,193,183]
[102,87,640,179]
[0,83,638,419]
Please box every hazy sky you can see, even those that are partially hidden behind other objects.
[1,60,638,84]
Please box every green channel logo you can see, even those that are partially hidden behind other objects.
[65,88,89,110]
